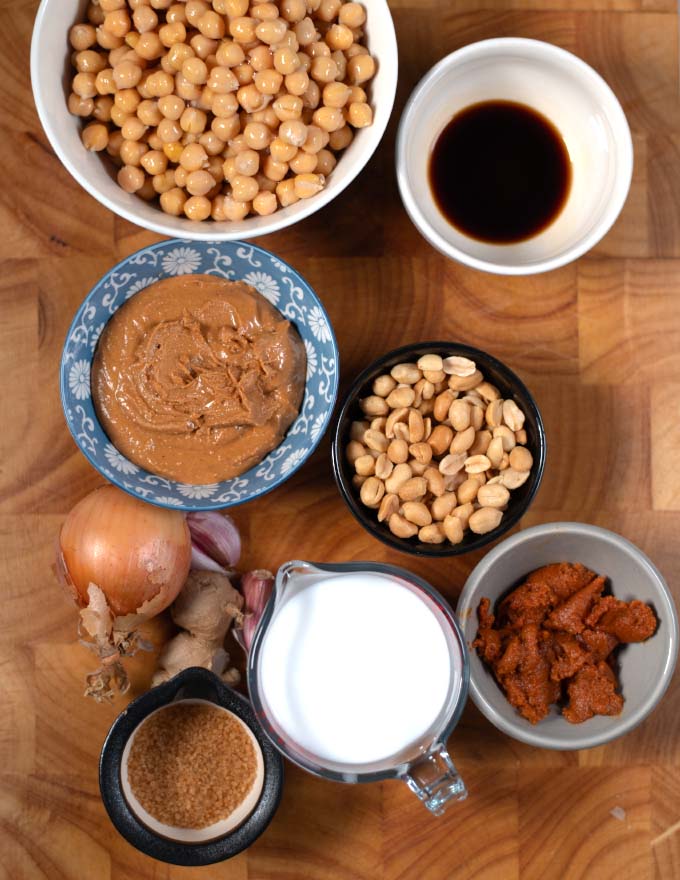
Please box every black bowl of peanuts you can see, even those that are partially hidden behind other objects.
[331,342,546,557]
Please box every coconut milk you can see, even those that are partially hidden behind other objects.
[258,572,461,767]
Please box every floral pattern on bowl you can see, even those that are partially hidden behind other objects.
[60,239,339,511]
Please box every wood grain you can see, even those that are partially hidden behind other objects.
[2,0,680,878]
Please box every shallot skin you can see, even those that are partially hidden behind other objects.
[58,485,192,617]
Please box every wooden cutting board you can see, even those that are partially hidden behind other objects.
[2,0,680,877]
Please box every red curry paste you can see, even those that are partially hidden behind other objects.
[474,563,657,724]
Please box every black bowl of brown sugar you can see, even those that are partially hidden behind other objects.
[99,667,284,866]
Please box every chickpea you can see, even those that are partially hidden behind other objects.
[212,114,241,139]
[315,147,336,175]
[285,69,309,96]
[106,129,124,158]
[93,94,114,121]
[135,32,164,59]
[308,40,331,59]
[185,0,209,25]
[347,101,372,128]
[112,60,142,89]
[166,3,187,23]
[70,23,97,51]
[294,16,318,46]
[332,49,347,81]
[289,150,317,173]
[121,115,147,141]
[221,0,249,15]
[254,69,283,95]
[302,80,321,109]
[255,18,287,45]
[281,0,306,22]
[276,177,299,206]
[88,3,105,26]
[163,140,184,162]
[243,121,273,150]
[100,0,125,11]
[278,118,307,146]
[137,149,166,176]
[301,124,328,153]
[269,136,297,162]
[216,40,245,68]
[347,53,375,85]
[151,0,173,8]
[230,16,258,43]
[81,122,109,151]
[250,106,279,128]
[234,149,260,175]
[229,173,258,202]
[249,44,273,72]
[328,123,352,150]
[339,2,366,28]
[96,27,124,50]
[68,92,95,117]
[179,142,208,170]
[234,63,255,85]
[263,155,288,181]
[237,84,269,113]
[220,194,250,220]
[312,105,344,132]
[75,50,107,75]
[95,67,116,94]
[190,34,219,59]
[310,56,338,83]
[73,72,98,98]
[180,106,208,133]
[174,165,189,187]
[182,57,208,85]
[325,23,353,51]
[323,81,350,108]
[252,189,277,215]
[293,171,324,198]
[348,84,367,103]
[160,186,188,215]
[273,46,299,75]
[208,66,239,93]
[120,138,148,165]
[133,5,158,33]
[255,172,277,192]
[157,117,183,142]
[297,51,311,72]
[252,2,279,20]
[118,164,145,192]
[198,10,226,39]
[186,169,216,196]
[317,0,341,22]
[158,94,185,120]
[103,9,131,38]
[271,94,303,123]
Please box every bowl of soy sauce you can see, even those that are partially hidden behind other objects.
[396,38,633,276]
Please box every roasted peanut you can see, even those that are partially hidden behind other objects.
[372,373,396,397]
[485,399,503,428]
[420,379,435,400]
[360,476,384,508]
[418,398,434,417]
[431,492,457,521]
[469,429,492,456]
[475,381,500,401]
[370,416,387,433]
[390,362,422,384]
[417,353,443,372]
[470,405,484,431]
[423,369,446,384]
[388,512,418,539]
[500,468,530,489]
[393,421,410,442]
[424,466,446,497]
[384,462,412,494]
[457,477,480,505]
[387,438,409,464]
[345,439,365,464]
[469,507,503,535]
[409,441,432,465]
[449,399,471,432]
[453,502,474,529]
[515,428,528,445]
[509,446,533,471]
[385,406,409,439]
[477,483,510,508]
[422,417,433,440]
[352,474,366,489]
[349,420,368,442]
[398,476,428,502]
[464,454,491,474]
[486,436,504,468]
[375,453,393,481]
[451,425,475,454]
[502,399,525,431]
[419,523,445,544]
[386,385,415,408]
[493,425,516,452]
[408,409,425,443]
[448,369,482,391]
[443,355,476,377]
[402,501,432,527]
[428,424,453,456]
[439,453,466,476]
[363,428,388,453]
[354,454,375,476]
[359,395,389,416]
[434,389,456,422]
[377,493,399,522]
[443,514,464,544]
[409,460,428,476]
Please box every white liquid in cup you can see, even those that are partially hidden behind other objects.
[258,572,461,768]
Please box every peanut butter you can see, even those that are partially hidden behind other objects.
[92,275,306,484]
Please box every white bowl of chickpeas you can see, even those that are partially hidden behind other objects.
[31,0,396,236]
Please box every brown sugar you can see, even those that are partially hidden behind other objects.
[474,563,658,725]
[126,702,258,829]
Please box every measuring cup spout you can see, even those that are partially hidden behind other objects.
[403,744,467,815]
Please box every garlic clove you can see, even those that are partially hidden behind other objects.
[237,570,274,652]
[187,511,241,570]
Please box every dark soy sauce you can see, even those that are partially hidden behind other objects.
[428,100,572,244]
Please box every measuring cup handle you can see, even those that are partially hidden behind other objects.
[402,744,467,815]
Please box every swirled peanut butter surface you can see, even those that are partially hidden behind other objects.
[92,275,306,484]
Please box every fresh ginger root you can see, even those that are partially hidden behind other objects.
[152,570,243,686]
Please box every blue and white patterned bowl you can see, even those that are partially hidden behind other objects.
[60,239,339,511]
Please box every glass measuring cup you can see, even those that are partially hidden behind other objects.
[247,560,470,815]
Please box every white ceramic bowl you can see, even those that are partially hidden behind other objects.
[30,0,397,241]
[396,38,633,275]
[456,523,678,750]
